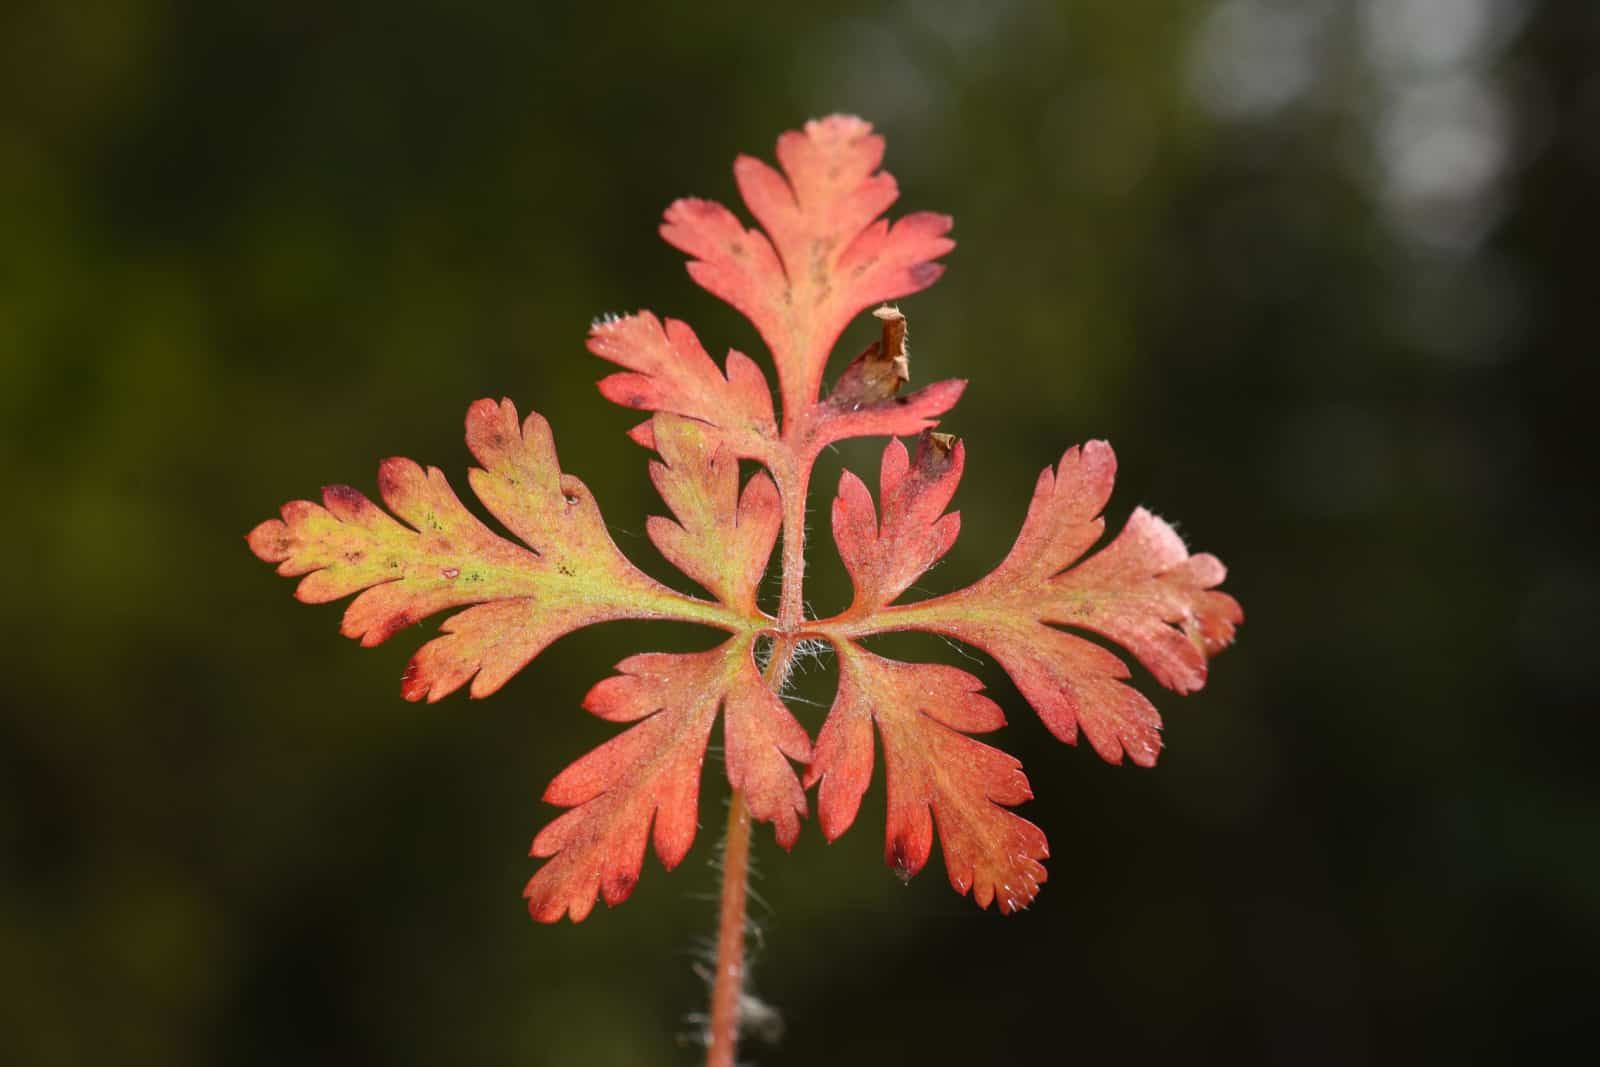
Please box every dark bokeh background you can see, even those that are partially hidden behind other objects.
[4,1,1596,1064]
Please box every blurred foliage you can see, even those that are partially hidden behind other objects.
[2,1,1596,1065]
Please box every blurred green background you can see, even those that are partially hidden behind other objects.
[3,1,1596,1064]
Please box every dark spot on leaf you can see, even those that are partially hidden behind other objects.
[557,563,575,577]
[373,612,413,643]
[324,484,365,509]
[604,870,638,902]
[377,464,404,499]
[343,550,364,564]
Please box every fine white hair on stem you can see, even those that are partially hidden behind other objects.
[684,814,784,1052]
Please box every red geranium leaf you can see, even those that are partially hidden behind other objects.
[526,636,811,923]
[805,644,1048,913]
[833,431,964,609]
[645,414,781,616]
[247,398,745,702]
[249,117,1243,929]
[588,311,778,460]
[822,437,1242,768]
[660,115,956,421]
[960,442,1243,692]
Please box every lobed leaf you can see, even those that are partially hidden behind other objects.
[832,432,964,609]
[659,116,961,430]
[526,637,811,922]
[247,398,743,703]
[588,311,778,457]
[822,436,1242,769]
[645,414,781,615]
[806,644,1049,913]
[249,116,1243,925]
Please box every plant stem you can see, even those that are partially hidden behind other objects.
[706,791,752,1067]
[776,458,810,632]
[705,460,810,1067]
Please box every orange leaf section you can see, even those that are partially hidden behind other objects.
[248,398,735,703]
[833,432,963,608]
[645,415,780,616]
[806,645,1048,914]
[826,438,1242,769]
[588,311,778,458]
[947,443,1242,764]
[526,637,811,923]
[659,115,957,421]
[813,376,967,454]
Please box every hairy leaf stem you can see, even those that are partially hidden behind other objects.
[706,460,808,1067]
